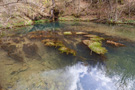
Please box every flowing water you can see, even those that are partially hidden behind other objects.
[0,21,135,90]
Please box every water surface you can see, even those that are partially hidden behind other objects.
[0,21,135,90]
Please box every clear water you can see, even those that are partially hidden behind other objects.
[0,21,135,90]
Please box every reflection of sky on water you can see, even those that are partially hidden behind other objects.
[66,63,117,90]
[13,62,134,90]
[68,63,134,90]
[10,62,135,90]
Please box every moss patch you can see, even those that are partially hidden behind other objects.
[34,19,50,24]
[83,35,107,55]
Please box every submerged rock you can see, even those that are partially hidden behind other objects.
[12,38,20,43]
[23,43,39,58]
[1,43,17,54]
[8,52,24,62]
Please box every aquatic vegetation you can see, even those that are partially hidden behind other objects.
[58,46,76,56]
[42,38,76,56]
[90,37,104,42]
[84,34,98,38]
[83,36,107,55]
[75,32,88,35]
[29,30,108,56]
[63,31,72,35]
[29,31,52,39]
[88,41,107,54]
[29,35,38,39]
[42,39,55,43]
[43,39,56,47]
[106,40,125,47]
[45,41,56,47]
[42,39,64,47]
[58,46,69,53]
[55,41,65,47]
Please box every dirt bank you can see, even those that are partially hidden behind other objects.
[0,0,135,29]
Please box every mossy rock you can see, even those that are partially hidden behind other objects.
[90,37,104,41]
[88,41,107,55]
[84,34,98,38]
[28,30,108,56]
[63,31,72,35]
[45,41,56,47]
[58,46,76,56]
[83,38,107,55]
[75,32,88,35]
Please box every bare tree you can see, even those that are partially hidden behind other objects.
[50,0,55,20]
[77,0,80,16]
[114,0,118,21]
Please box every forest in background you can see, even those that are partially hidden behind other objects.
[0,0,135,28]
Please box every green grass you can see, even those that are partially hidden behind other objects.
[125,20,135,23]
[34,19,50,24]
[13,22,25,26]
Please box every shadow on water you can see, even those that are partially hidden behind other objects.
[0,21,135,90]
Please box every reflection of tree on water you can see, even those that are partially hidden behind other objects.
[29,21,61,32]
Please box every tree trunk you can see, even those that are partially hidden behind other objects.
[114,0,118,21]
[77,0,80,16]
[108,0,113,20]
[51,0,55,20]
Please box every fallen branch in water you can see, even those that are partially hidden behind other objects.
[106,40,125,47]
